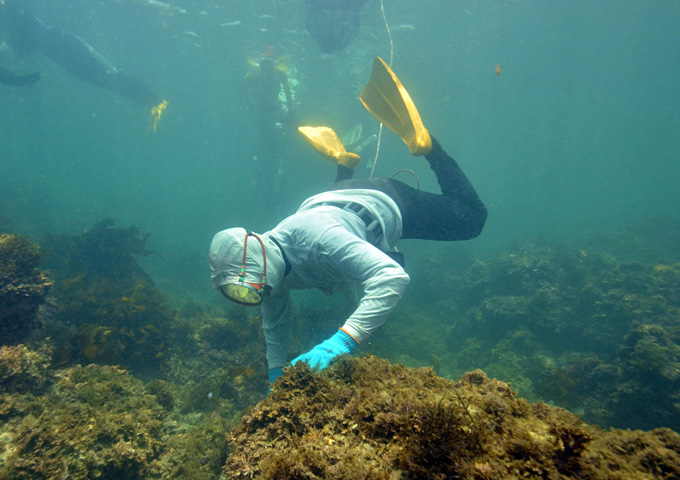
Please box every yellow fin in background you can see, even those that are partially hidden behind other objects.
[298,126,360,169]
[150,99,169,133]
[360,57,431,156]
[274,56,289,74]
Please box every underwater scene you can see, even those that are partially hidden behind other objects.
[1,0,680,478]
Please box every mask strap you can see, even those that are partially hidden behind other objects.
[239,231,268,292]
[238,234,250,285]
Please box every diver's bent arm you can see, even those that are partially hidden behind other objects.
[261,289,293,370]
[322,227,410,342]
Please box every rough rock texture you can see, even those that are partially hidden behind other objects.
[0,234,51,344]
[0,362,167,479]
[225,356,680,480]
[0,347,230,480]
[380,241,680,431]
[0,345,53,395]
[41,220,173,374]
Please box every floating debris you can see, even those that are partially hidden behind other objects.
[142,0,187,15]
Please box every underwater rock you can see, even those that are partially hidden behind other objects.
[0,345,52,395]
[145,379,175,412]
[0,362,167,479]
[0,234,52,344]
[225,356,680,480]
[395,239,680,431]
[168,309,268,414]
[41,220,173,374]
[0,348,232,480]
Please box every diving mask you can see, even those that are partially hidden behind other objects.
[220,282,270,306]
[220,231,270,306]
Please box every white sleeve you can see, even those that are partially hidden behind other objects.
[261,287,292,370]
[319,226,410,342]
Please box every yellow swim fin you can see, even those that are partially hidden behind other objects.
[298,126,360,169]
[360,57,432,156]
[150,99,169,133]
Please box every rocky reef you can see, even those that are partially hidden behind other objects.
[164,303,268,415]
[0,234,51,345]
[378,236,680,432]
[0,345,232,480]
[2,344,679,480]
[0,218,274,479]
[0,345,52,395]
[225,356,680,480]
[2,213,680,478]
[41,219,173,374]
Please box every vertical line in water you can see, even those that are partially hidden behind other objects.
[369,0,394,179]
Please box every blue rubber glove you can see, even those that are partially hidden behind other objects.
[268,367,284,384]
[291,330,358,371]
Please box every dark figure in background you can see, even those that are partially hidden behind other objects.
[244,57,297,188]
[245,58,296,150]
[304,0,371,54]
[0,0,167,126]
[0,64,40,86]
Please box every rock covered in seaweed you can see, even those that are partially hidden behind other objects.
[386,240,680,432]
[0,344,53,395]
[0,347,232,480]
[0,234,51,344]
[0,358,167,479]
[41,220,173,373]
[225,355,680,480]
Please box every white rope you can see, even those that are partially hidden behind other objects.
[369,0,394,179]
[381,0,395,68]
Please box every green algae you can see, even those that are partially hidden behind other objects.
[0,359,167,479]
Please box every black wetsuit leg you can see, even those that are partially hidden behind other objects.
[330,136,487,241]
[38,28,162,108]
[1,1,162,108]
[106,73,163,108]
[0,66,41,86]
[394,137,487,240]
[335,165,354,183]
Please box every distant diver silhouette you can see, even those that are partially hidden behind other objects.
[0,0,168,128]
[0,64,40,86]
[304,0,371,53]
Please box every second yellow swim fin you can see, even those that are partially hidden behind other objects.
[150,99,169,133]
[298,126,360,169]
[360,57,431,156]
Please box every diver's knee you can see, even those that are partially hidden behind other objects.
[467,205,488,239]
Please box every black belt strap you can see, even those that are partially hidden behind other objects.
[321,201,379,235]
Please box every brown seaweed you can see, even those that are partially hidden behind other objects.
[224,356,680,479]
[0,234,51,345]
